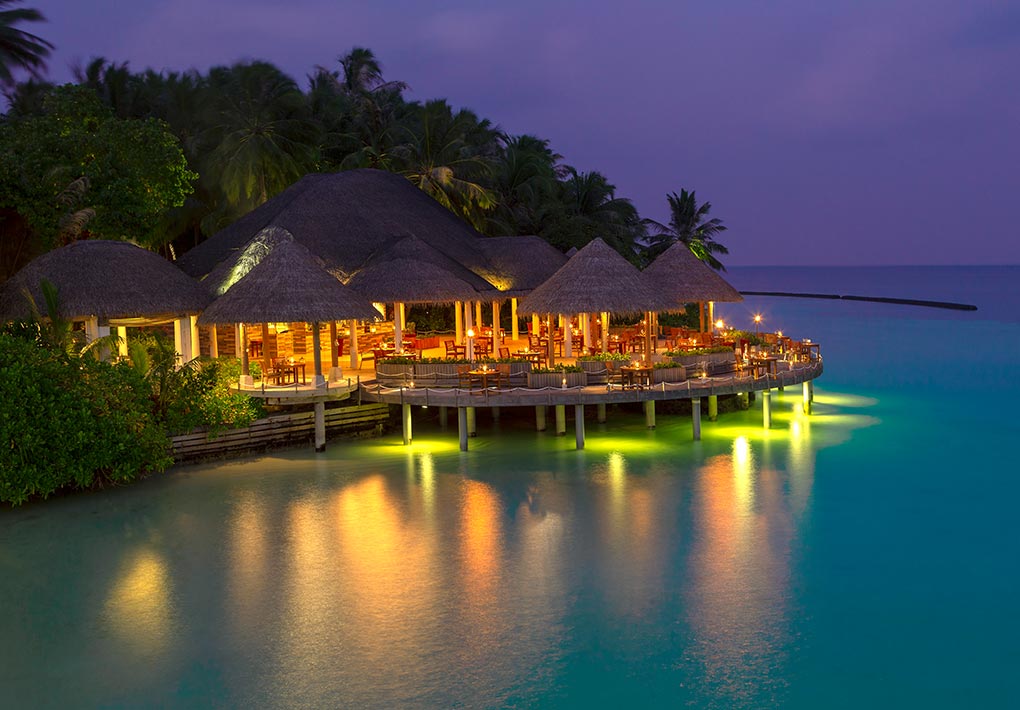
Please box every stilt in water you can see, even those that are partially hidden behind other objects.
[574,404,585,449]
[692,397,701,441]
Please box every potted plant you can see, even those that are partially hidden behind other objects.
[576,352,629,385]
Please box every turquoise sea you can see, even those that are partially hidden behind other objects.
[2,266,1018,708]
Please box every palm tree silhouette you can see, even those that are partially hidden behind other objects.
[0,0,53,87]
[644,189,729,270]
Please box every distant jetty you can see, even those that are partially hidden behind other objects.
[740,291,978,311]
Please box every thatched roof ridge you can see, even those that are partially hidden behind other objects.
[643,242,743,303]
[518,238,674,315]
[197,240,380,325]
[476,236,568,296]
[0,240,210,322]
[178,170,494,283]
[201,225,296,297]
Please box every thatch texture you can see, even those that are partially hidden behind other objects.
[518,238,675,315]
[197,240,381,325]
[201,225,295,296]
[0,240,210,322]
[643,242,743,303]
[178,170,496,286]
[476,236,568,296]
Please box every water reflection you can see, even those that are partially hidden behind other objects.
[104,548,173,654]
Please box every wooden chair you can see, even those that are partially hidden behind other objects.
[457,364,482,390]
[498,347,511,359]
[445,339,466,359]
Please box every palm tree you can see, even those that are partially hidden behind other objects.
[393,99,497,230]
[0,0,53,87]
[484,133,562,235]
[644,189,729,270]
[203,61,319,214]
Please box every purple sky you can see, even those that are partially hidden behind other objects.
[25,0,1020,265]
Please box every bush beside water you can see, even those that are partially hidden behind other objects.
[0,330,262,506]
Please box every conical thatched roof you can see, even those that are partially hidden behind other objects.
[518,238,675,315]
[475,236,568,296]
[643,242,743,303]
[197,240,381,325]
[178,170,496,285]
[0,240,210,323]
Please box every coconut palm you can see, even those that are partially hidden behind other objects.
[0,0,53,87]
[644,189,729,270]
[484,133,562,236]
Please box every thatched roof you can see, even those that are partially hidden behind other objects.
[178,170,495,285]
[201,225,295,297]
[476,236,568,296]
[518,238,675,315]
[197,240,381,325]
[643,242,743,303]
[0,240,210,323]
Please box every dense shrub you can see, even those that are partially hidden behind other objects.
[0,334,171,505]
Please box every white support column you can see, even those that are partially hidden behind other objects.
[575,404,585,449]
[239,324,253,386]
[803,381,812,415]
[492,301,501,352]
[394,302,404,351]
[475,301,482,333]
[235,324,244,358]
[208,325,218,359]
[564,315,572,358]
[644,399,656,429]
[116,326,128,359]
[692,397,702,440]
[808,380,814,402]
[189,315,200,362]
[536,406,547,432]
[708,394,718,421]
[465,303,475,363]
[458,407,468,451]
[173,318,185,365]
[314,401,326,452]
[546,314,555,367]
[467,406,477,437]
[349,321,360,371]
[455,301,464,345]
[601,312,609,353]
[582,312,591,351]
[555,405,566,436]
[763,389,772,429]
[511,298,519,341]
[531,314,540,338]
[402,403,412,445]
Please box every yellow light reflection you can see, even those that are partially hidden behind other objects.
[104,549,172,653]
[227,495,268,636]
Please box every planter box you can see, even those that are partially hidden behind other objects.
[412,362,463,387]
[498,362,532,387]
[671,351,735,373]
[652,366,686,384]
[579,360,617,385]
[528,372,586,389]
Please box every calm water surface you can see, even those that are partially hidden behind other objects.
[2,266,1019,708]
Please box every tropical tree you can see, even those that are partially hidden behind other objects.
[202,61,319,227]
[538,168,646,261]
[484,133,562,236]
[0,0,53,87]
[644,189,729,270]
[393,99,498,230]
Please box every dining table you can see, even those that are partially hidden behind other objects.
[619,364,652,389]
[467,367,502,391]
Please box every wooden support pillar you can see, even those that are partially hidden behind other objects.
[458,407,468,451]
[601,312,609,353]
[546,314,555,367]
[803,381,812,415]
[189,316,200,363]
[261,322,271,375]
[763,389,772,429]
[536,405,547,432]
[492,301,501,351]
[644,399,656,429]
[511,298,519,341]
[597,403,607,423]
[708,394,718,421]
[312,321,325,386]
[564,318,572,358]
[402,403,412,445]
[455,301,464,344]
[240,324,251,382]
[575,404,585,450]
[644,311,652,363]
[555,404,566,436]
[466,407,477,437]
[394,302,404,351]
[698,301,705,333]
[692,397,702,441]
[465,302,475,363]
[235,324,244,358]
[329,322,338,368]
[208,325,218,359]
[582,312,591,351]
[531,313,540,338]
[314,400,326,452]
[475,301,482,332]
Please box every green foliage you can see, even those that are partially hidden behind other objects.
[664,345,733,357]
[531,365,582,374]
[0,0,54,87]
[577,352,629,362]
[129,332,262,435]
[727,329,765,346]
[653,361,684,370]
[0,334,171,505]
[0,84,196,250]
